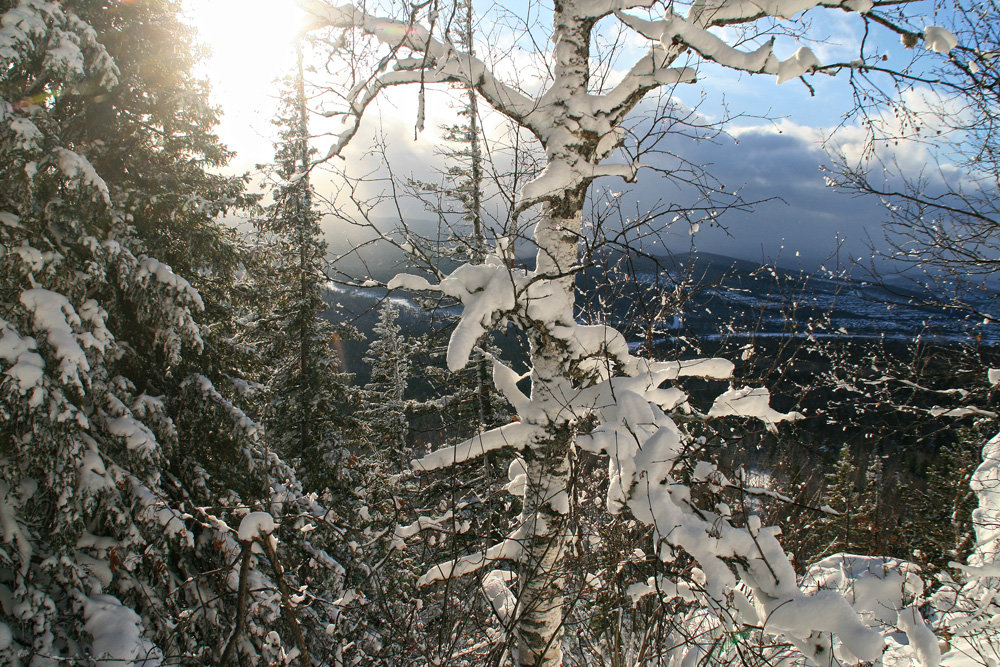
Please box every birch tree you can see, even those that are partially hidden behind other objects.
[303,0,958,663]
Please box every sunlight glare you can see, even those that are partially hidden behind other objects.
[183,0,306,166]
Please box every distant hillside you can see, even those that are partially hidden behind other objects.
[321,248,1000,388]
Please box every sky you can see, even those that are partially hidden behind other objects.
[182,0,954,271]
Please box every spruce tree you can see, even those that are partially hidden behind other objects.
[255,44,355,489]
[361,300,411,465]
[818,443,879,556]
[903,428,979,571]
[0,3,352,661]
[59,0,250,297]
[403,0,509,440]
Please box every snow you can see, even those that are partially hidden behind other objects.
[661,16,773,71]
[988,368,1000,386]
[54,148,111,204]
[413,421,540,470]
[968,431,1000,568]
[238,511,276,541]
[897,605,942,667]
[504,457,528,498]
[84,594,162,666]
[79,445,113,494]
[688,0,825,22]
[0,317,44,395]
[105,403,159,456]
[386,273,434,292]
[390,261,523,372]
[930,406,996,418]
[626,575,695,603]
[131,479,194,547]
[443,264,519,371]
[19,288,90,389]
[14,240,52,273]
[417,527,525,586]
[924,26,958,53]
[616,8,827,86]
[45,30,86,80]
[520,160,641,204]
[491,356,531,415]
[184,374,260,440]
[775,46,821,84]
[653,357,734,380]
[136,257,205,312]
[802,554,938,666]
[308,0,964,662]
[482,570,517,622]
[0,1,49,63]
[707,386,804,429]
[392,511,469,549]
[843,0,874,10]
[9,116,41,150]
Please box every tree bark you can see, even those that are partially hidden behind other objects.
[261,535,315,666]
[512,0,594,659]
[221,542,254,665]
[516,190,586,666]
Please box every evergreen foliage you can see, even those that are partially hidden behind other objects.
[903,427,980,571]
[818,443,870,556]
[399,0,509,443]
[0,3,350,662]
[3,0,998,663]
[254,45,356,490]
[360,300,411,464]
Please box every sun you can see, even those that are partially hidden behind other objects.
[183,0,307,165]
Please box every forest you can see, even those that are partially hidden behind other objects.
[1,0,999,664]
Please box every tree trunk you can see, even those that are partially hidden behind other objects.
[516,190,586,666]
[513,0,594,659]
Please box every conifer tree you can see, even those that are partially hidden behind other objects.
[256,43,355,489]
[361,300,411,464]
[818,443,880,556]
[402,0,509,440]
[0,3,352,661]
[60,0,251,302]
[53,0,264,496]
[306,0,958,659]
[904,428,979,571]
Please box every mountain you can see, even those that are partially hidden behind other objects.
[323,250,1000,375]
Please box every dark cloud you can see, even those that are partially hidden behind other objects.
[601,126,889,269]
[315,101,896,272]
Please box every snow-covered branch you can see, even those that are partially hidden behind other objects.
[303,1,542,149]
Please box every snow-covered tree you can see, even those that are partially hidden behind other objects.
[304,0,958,662]
[361,300,411,462]
[409,0,510,437]
[255,43,356,489]
[932,405,1000,656]
[0,3,352,662]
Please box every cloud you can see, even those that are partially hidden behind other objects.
[310,84,897,270]
[306,67,975,275]
[605,123,889,267]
